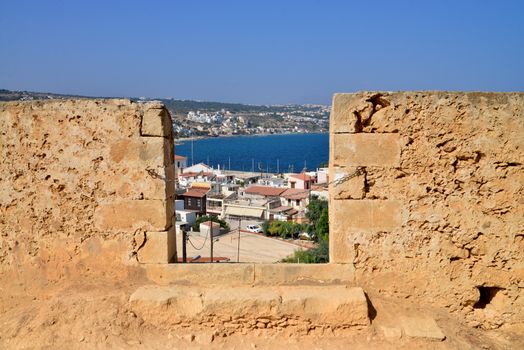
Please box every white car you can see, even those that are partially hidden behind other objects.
[246,225,262,233]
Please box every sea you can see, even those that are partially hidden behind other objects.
[175,133,329,173]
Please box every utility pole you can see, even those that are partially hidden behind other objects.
[210,220,214,263]
[237,218,242,263]
[182,230,187,263]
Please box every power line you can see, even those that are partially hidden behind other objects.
[187,231,209,250]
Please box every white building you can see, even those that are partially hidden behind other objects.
[175,155,187,175]
[174,199,197,235]
[183,163,213,174]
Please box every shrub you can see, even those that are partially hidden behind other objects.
[281,238,329,264]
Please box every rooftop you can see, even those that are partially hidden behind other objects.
[289,173,314,182]
[245,185,287,197]
[281,188,310,200]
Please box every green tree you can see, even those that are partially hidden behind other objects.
[261,220,270,235]
[306,195,328,241]
[316,208,329,241]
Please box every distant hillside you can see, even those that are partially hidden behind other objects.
[0,89,280,112]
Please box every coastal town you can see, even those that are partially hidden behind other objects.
[173,154,329,262]
[165,100,330,138]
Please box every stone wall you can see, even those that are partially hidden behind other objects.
[0,99,176,285]
[329,91,524,328]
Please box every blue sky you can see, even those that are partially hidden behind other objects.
[1,0,523,104]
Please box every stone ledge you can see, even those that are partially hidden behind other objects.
[129,285,369,328]
[254,263,355,285]
[145,263,255,285]
[144,263,355,286]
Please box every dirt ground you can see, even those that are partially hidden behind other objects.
[1,277,523,350]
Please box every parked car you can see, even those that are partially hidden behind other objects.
[246,224,262,233]
[298,232,313,240]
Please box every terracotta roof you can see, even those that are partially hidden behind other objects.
[287,209,299,216]
[289,173,314,182]
[182,189,208,198]
[269,206,294,213]
[311,184,328,191]
[175,155,187,160]
[281,188,310,200]
[244,186,287,197]
[191,182,212,189]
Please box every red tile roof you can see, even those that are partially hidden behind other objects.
[289,173,314,182]
[182,189,208,198]
[281,188,310,200]
[175,155,187,160]
[245,186,287,197]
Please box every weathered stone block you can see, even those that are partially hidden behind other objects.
[400,316,445,341]
[331,93,361,133]
[332,200,402,232]
[141,107,172,137]
[145,263,255,285]
[137,226,176,264]
[109,138,172,167]
[330,166,366,199]
[279,286,369,326]
[329,229,353,263]
[94,199,171,231]
[97,165,175,200]
[253,263,355,285]
[130,285,369,328]
[332,133,401,167]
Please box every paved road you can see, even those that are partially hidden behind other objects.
[176,229,300,263]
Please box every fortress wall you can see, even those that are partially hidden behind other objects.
[329,92,524,328]
[0,99,176,285]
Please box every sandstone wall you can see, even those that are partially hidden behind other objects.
[0,99,176,286]
[329,92,524,328]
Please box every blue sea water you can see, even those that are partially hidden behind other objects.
[175,133,329,173]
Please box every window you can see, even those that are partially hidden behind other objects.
[290,182,295,189]
[296,200,300,206]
